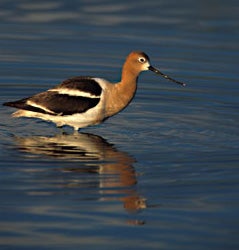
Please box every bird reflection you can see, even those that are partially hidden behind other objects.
[14,132,146,214]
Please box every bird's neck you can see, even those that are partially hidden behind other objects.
[104,66,139,117]
[118,65,138,99]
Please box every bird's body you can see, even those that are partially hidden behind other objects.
[8,77,118,130]
[3,51,186,131]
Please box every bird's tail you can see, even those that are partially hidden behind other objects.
[3,99,28,109]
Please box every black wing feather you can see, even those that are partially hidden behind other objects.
[4,91,100,116]
[3,98,49,114]
[35,92,100,115]
[57,76,102,96]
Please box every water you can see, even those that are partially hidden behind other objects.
[0,0,239,249]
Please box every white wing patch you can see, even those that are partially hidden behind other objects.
[48,77,109,98]
[48,88,100,98]
[26,100,57,114]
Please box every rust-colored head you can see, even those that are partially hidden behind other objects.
[124,51,186,86]
[123,51,151,75]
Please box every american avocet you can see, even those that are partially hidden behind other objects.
[3,51,186,131]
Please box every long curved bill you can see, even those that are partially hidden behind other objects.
[149,65,186,87]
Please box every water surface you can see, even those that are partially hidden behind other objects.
[0,0,239,249]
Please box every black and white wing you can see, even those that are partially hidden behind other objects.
[3,77,103,116]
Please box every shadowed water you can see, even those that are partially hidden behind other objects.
[0,0,239,249]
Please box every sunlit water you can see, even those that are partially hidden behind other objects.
[0,0,239,249]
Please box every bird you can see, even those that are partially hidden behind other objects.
[3,51,186,131]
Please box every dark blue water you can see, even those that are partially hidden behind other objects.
[0,1,239,249]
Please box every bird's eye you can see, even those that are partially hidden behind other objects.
[138,57,146,63]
